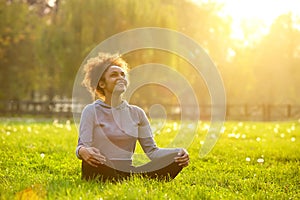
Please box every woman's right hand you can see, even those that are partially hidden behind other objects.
[78,146,106,167]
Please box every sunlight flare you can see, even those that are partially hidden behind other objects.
[220,0,300,41]
[192,0,300,43]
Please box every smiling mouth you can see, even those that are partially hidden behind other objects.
[116,81,127,85]
[115,82,127,88]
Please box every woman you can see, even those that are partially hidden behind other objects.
[76,52,189,182]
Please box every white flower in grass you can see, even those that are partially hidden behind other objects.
[173,122,179,131]
[227,133,234,138]
[220,126,226,133]
[280,133,285,138]
[65,124,72,131]
[200,141,204,145]
[40,153,45,159]
[27,126,32,132]
[256,137,261,142]
[246,157,251,162]
[291,125,295,131]
[202,123,210,131]
[291,137,296,142]
[257,158,264,164]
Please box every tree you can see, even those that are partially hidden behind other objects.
[0,1,42,100]
[252,13,300,104]
[0,0,233,108]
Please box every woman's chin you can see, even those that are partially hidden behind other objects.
[113,86,127,94]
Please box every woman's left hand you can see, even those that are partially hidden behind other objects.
[174,148,189,167]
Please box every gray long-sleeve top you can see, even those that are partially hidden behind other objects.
[76,100,179,167]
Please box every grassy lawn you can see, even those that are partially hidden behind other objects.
[0,118,299,199]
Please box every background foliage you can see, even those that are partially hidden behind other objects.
[1,0,300,105]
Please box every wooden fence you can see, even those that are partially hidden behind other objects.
[1,100,300,121]
[0,100,75,118]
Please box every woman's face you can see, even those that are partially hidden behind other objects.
[99,65,128,96]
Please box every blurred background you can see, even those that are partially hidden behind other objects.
[1,0,300,120]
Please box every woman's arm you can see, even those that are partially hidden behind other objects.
[137,107,189,167]
[76,104,106,167]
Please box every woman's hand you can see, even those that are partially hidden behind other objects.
[78,146,106,167]
[174,148,189,168]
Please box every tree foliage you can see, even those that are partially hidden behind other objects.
[0,1,42,100]
[1,0,300,106]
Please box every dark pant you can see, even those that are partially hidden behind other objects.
[82,156,183,182]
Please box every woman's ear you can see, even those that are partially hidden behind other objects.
[98,81,105,89]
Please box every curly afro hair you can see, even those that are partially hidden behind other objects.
[82,52,128,100]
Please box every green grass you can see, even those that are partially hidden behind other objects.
[0,118,299,199]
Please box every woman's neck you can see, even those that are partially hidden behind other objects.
[104,94,122,107]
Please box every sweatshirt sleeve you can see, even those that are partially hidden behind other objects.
[137,107,180,160]
[75,104,95,159]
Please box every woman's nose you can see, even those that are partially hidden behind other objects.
[117,74,127,83]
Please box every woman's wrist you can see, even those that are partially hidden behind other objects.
[76,145,85,159]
